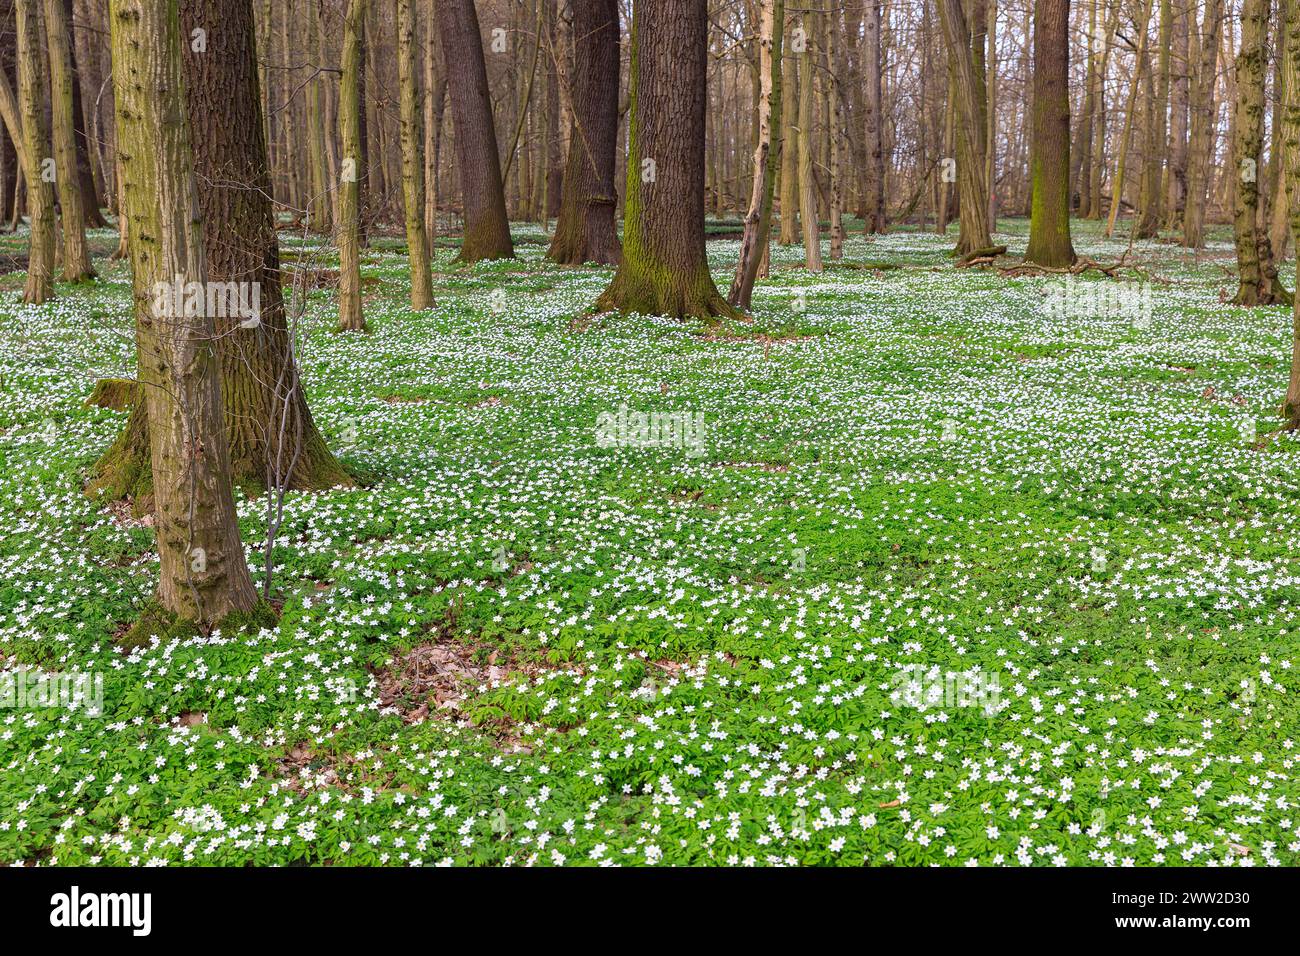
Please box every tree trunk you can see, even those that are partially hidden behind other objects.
[548,0,621,266]
[43,0,94,281]
[1104,0,1154,238]
[16,0,54,304]
[1026,0,1076,266]
[938,0,994,258]
[1165,0,1190,228]
[730,0,783,308]
[305,0,331,232]
[337,0,366,331]
[797,10,822,271]
[436,0,514,262]
[592,0,738,321]
[1183,0,1223,247]
[863,0,886,232]
[107,0,258,629]
[64,0,106,226]
[1281,0,1300,426]
[1136,0,1171,237]
[778,16,799,245]
[1232,0,1288,303]
[397,0,434,308]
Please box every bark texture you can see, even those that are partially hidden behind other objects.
[592,0,738,320]
[108,0,258,626]
[548,0,622,266]
[16,0,55,304]
[397,0,434,308]
[436,0,514,262]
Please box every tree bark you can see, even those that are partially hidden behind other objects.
[436,0,514,262]
[16,0,55,304]
[863,0,886,232]
[397,0,434,308]
[730,0,783,308]
[337,0,366,331]
[548,0,621,266]
[107,0,258,628]
[796,9,822,272]
[592,0,738,320]
[1232,0,1288,303]
[1183,0,1223,247]
[938,0,994,258]
[44,0,94,281]
[1026,0,1076,266]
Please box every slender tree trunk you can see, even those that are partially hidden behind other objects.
[730,0,783,308]
[797,10,822,271]
[437,0,514,262]
[1165,0,1190,228]
[337,0,366,331]
[305,0,331,232]
[938,0,995,258]
[396,0,434,308]
[16,0,54,304]
[778,15,799,245]
[1183,0,1224,247]
[65,0,106,225]
[43,0,93,281]
[423,3,445,244]
[1272,0,1293,258]
[107,0,258,629]
[1105,0,1154,238]
[1136,0,1171,237]
[592,0,738,320]
[1280,0,1300,425]
[863,0,886,232]
[548,0,621,265]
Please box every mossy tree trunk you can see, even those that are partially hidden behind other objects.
[336,0,365,331]
[1025,0,1076,267]
[43,0,94,282]
[436,0,514,263]
[108,0,258,627]
[16,0,55,304]
[93,0,352,504]
[729,0,783,309]
[938,0,994,258]
[592,0,739,321]
[547,0,621,267]
[396,0,434,309]
[1232,0,1289,304]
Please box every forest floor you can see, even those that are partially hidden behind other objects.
[2,216,1299,865]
